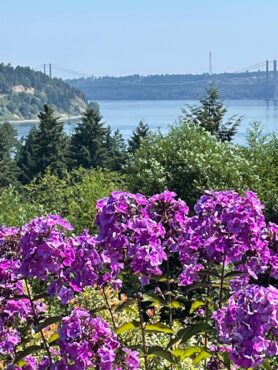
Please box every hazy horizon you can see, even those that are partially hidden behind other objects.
[1,0,278,78]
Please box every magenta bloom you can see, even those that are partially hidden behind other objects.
[213,284,278,368]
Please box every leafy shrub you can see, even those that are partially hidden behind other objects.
[126,123,257,209]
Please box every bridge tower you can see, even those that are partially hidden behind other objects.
[274,60,278,101]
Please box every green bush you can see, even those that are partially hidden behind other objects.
[24,168,125,232]
[126,122,257,209]
[244,122,278,222]
[0,187,44,226]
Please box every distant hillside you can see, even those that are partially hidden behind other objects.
[0,63,87,120]
[68,72,272,100]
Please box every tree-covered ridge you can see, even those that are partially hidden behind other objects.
[68,71,270,100]
[0,63,87,120]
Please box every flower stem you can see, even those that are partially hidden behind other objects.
[219,253,227,309]
[24,279,52,365]
[136,294,148,370]
[167,258,173,370]
[101,287,117,330]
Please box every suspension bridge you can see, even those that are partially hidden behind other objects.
[35,60,278,102]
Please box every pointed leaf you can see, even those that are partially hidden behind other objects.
[193,350,211,364]
[189,300,205,314]
[148,346,174,363]
[224,271,244,279]
[16,360,27,367]
[35,315,62,333]
[145,323,174,334]
[115,321,139,335]
[14,345,43,363]
[115,298,136,313]
[172,346,201,360]
[180,322,212,344]
[48,333,59,344]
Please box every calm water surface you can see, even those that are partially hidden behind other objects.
[11,100,278,145]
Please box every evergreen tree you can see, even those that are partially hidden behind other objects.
[17,105,68,183]
[68,104,108,169]
[105,128,127,171]
[128,121,149,153]
[0,122,19,187]
[181,86,241,142]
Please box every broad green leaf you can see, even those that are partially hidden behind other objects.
[198,269,220,278]
[148,346,174,363]
[143,294,164,305]
[115,298,136,313]
[222,351,231,370]
[48,333,59,344]
[14,345,43,363]
[193,350,211,364]
[115,321,139,335]
[145,323,174,334]
[172,346,201,360]
[180,322,212,344]
[35,315,62,333]
[16,359,27,367]
[189,300,205,314]
[224,270,244,279]
[168,300,182,309]
[263,359,272,370]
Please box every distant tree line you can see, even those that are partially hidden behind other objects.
[68,71,271,100]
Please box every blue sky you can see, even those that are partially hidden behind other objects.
[1,0,278,77]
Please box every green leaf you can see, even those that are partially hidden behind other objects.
[148,346,174,363]
[224,270,244,279]
[189,300,205,314]
[263,359,272,370]
[143,294,164,305]
[145,323,174,334]
[198,269,220,278]
[168,300,182,309]
[222,351,231,370]
[179,322,212,344]
[172,346,201,360]
[115,298,136,313]
[115,320,139,335]
[16,359,27,367]
[14,345,43,363]
[35,315,62,333]
[168,322,212,348]
[193,350,211,364]
[48,333,59,344]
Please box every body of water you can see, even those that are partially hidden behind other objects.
[11,100,278,145]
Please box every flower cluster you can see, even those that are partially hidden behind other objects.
[58,308,139,370]
[213,284,278,368]
[1,190,278,369]
[96,190,189,284]
[19,215,74,279]
[178,190,271,287]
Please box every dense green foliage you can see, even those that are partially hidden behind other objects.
[244,122,278,223]
[68,71,271,100]
[126,123,256,209]
[17,105,68,183]
[69,104,110,169]
[0,169,125,232]
[0,122,19,186]
[2,88,278,230]
[0,63,86,120]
